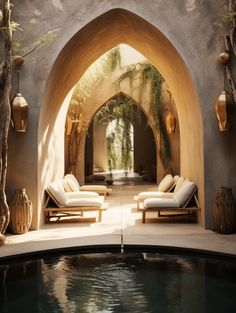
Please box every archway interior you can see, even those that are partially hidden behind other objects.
[106,119,134,173]
[65,44,179,185]
[84,91,159,184]
[38,9,203,230]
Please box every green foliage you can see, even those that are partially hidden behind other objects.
[12,38,22,54]
[95,94,135,171]
[116,62,171,169]
[107,132,116,171]
[68,45,172,172]
[102,46,121,72]
[220,11,236,23]
[38,29,58,46]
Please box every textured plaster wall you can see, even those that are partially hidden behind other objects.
[7,0,233,230]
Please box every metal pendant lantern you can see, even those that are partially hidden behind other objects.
[166,111,176,134]
[11,72,29,132]
[215,90,232,132]
[165,92,176,134]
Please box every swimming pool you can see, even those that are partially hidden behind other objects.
[0,251,235,313]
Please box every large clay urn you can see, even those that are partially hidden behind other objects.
[11,92,29,132]
[213,187,236,234]
[9,189,32,234]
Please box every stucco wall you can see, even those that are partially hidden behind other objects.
[7,0,234,230]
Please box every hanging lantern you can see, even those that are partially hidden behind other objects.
[11,93,29,132]
[11,71,28,132]
[165,90,176,134]
[165,111,176,134]
[215,90,232,131]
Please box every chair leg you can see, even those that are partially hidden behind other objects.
[98,208,102,222]
[142,211,146,223]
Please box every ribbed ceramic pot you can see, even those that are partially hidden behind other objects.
[213,187,236,234]
[9,189,32,234]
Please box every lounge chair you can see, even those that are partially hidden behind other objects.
[64,174,112,198]
[44,180,106,223]
[141,180,200,223]
[134,174,180,209]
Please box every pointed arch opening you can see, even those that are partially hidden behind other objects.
[84,91,159,184]
[38,8,203,229]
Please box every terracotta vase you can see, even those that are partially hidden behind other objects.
[213,187,236,234]
[9,189,32,235]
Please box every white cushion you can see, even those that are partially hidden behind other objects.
[173,175,180,182]
[137,191,173,200]
[173,181,196,206]
[80,185,108,192]
[65,197,103,207]
[64,174,80,191]
[173,177,186,193]
[144,198,179,209]
[66,191,99,198]
[157,174,174,192]
[62,178,73,192]
[48,180,68,206]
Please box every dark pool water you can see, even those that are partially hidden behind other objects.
[0,251,236,313]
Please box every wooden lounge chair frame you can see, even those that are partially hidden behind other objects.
[141,187,200,223]
[44,189,104,223]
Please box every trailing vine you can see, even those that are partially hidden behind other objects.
[116,62,172,170]
[67,44,173,174]
[94,94,135,172]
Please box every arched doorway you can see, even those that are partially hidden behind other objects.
[84,92,159,183]
[38,9,203,229]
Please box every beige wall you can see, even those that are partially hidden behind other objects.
[93,124,107,172]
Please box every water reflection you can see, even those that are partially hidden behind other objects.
[0,252,236,313]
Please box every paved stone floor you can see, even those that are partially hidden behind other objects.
[1,182,236,260]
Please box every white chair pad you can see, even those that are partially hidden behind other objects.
[157,174,174,192]
[48,180,68,206]
[64,174,80,191]
[173,177,186,193]
[65,198,104,207]
[80,185,110,192]
[143,198,179,209]
[66,191,99,198]
[173,181,196,206]
[137,191,173,200]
